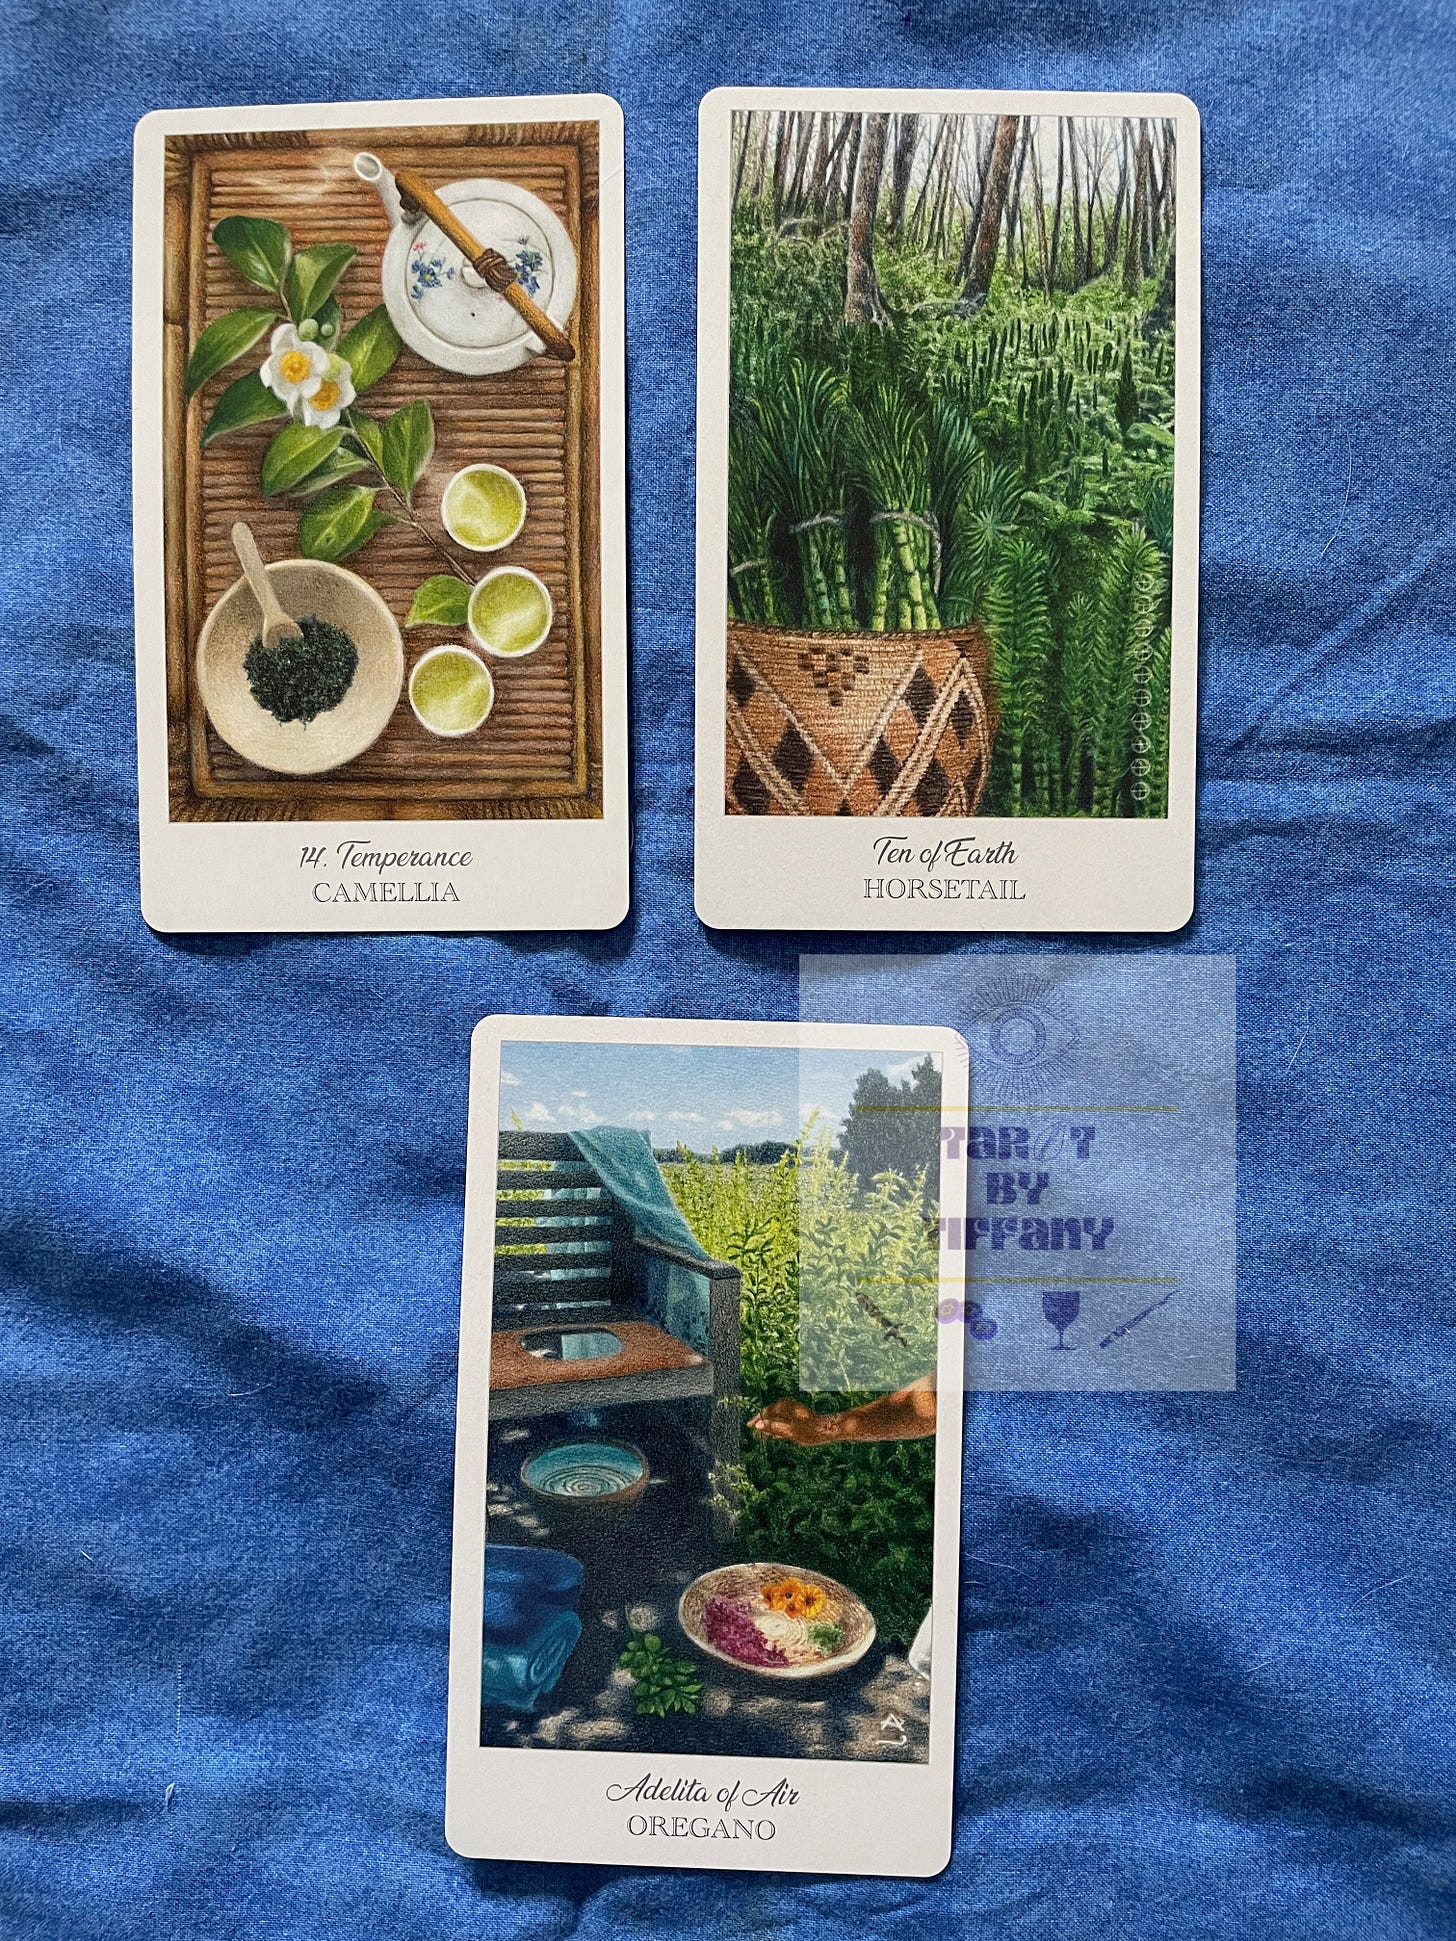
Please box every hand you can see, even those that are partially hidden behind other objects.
[748,1397,844,1446]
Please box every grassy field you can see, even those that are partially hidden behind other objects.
[666,1140,939,1648]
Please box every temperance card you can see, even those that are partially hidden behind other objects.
[695,87,1201,931]
[133,96,628,932]
[446,1016,967,1874]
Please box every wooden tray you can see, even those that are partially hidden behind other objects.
[163,122,603,822]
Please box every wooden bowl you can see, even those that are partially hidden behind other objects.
[679,1561,876,1680]
[196,559,404,776]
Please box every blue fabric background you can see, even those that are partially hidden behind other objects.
[2,2,1454,1934]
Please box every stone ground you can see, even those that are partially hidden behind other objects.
[481,1406,931,1763]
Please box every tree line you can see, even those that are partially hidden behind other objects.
[732,110,1178,322]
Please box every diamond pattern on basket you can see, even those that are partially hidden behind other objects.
[725,624,996,818]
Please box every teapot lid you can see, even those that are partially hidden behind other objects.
[404,191,560,355]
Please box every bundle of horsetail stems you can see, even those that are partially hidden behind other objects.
[726,330,1173,819]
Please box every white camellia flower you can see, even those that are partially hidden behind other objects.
[258,323,329,410]
[296,351,356,430]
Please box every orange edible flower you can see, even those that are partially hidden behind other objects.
[761,1576,827,1620]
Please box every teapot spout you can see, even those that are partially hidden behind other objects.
[353,152,409,230]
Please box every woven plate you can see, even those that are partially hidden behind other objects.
[679,1561,876,1680]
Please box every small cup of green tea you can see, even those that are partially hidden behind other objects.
[468,566,553,659]
[408,644,495,737]
[440,464,528,553]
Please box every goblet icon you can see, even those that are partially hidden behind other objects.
[1042,1289,1081,1350]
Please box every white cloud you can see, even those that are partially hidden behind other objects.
[718,1107,786,1133]
[554,1098,603,1128]
[501,1069,522,1087]
[884,1057,923,1083]
[626,1108,657,1125]
[668,1109,706,1125]
[524,1100,555,1124]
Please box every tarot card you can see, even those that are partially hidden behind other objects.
[446,1016,967,1874]
[695,87,1201,931]
[133,96,628,931]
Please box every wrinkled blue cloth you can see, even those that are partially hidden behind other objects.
[571,1127,712,1349]
[569,1128,706,1260]
[3,2,1456,1938]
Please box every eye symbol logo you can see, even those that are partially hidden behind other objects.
[969,975,1079,1103]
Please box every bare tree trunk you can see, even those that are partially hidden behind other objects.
[1103,122,1129,273]
[1068,118,1085,287]
[909,114,947,239]
[732,114,752,209]
[959,113,1020,311]
[836,115,863,227]
[785,111,816,218]
[1049,118,1066,291]
[845,112,891,325]
[1124,119,1151,293]
[1005,117,1031,272]
[770,113,792,227]
[888,112,919,245]
[813,115,851,223]
[930,119,966,256]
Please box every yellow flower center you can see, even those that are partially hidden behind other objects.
[278,349,313,385]
[310,379,340,412]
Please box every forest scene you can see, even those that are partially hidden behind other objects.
[726,107,1179,818]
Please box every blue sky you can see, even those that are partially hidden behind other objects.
[497,1040,934,1144]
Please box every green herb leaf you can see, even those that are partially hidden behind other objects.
[213,215,292,294]
[289,448,370,497]
[406,575,470,626]
[285,244,358,322]
[380,401,435,503]
[298,486,391,563]
[185,306,276,397]
[337,305,401,393]
[261,424,344,497]
[201,370,288,445]
[348,412,385,470]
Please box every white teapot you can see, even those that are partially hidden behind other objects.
[353,153,577,377]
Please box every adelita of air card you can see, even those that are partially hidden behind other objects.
[446,1016,967,1875]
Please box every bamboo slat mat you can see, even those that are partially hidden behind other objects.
[163,124,602,822]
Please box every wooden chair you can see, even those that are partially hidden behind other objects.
[490,1131,742,1536]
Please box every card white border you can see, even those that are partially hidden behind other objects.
[446,1015,967,1875]
[133,95,629,933]
[694,86,1201,932]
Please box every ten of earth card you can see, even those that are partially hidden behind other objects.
[132,97,628,932]
[694,88,1201,932]
[446,1016,967,1875]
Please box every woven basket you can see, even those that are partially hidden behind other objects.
[678,1561,876,1680]
[725,621,997,818]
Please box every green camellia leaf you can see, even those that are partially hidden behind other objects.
[406,575,471,627]
[213,215,292,294]
[289,448,370,497]
[260,423,344,497]
[348,412,385,470]
[380,400,435,502]
[200,370,288,445]
[285,244,358,322]
[298,485,391,563]
[337,304,401,393]
[184,306,276,397]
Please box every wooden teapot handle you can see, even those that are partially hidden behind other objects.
[394,169,575,364]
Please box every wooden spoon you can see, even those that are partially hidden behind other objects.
[231,522,303,650]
